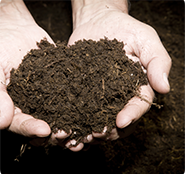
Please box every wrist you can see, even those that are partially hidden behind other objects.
[71,0,129,30]
[0,0,35,25]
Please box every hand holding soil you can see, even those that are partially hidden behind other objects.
[67,0,172,150]
[0,0,71,148]
[0,0,172,153]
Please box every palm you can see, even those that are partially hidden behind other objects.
[0,10,76,147]
[69,12,143,59]
[0,24,53,74]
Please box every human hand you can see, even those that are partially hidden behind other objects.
[0,0,72,148]
[67,0,171,151]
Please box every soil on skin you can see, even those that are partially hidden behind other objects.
[7,38,148,145]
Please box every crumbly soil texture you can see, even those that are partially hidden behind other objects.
[7,38,147,145]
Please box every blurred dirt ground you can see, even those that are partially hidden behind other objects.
[1,1,184,174]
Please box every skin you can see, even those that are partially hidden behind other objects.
[0,0,73,149]
[67,0,171,150]
[0,0,171,152]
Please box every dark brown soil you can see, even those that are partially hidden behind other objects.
[7,38,147,145]
[1,1,184,174]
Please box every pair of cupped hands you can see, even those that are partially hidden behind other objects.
[0,0,171,152]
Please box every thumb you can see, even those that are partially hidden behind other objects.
[0,66,14,129]
[138,27,172,94]
[146,50,171,94]
[8,108,51,137]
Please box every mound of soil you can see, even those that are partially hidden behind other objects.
[7,38,148,145]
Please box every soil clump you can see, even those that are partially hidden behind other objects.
[7,38,148,145]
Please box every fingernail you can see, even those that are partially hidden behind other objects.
[87,134,93,142]
[55,129,71,139]
[70,140,77,146]
[163,73,170,89]
[58,130,67,136]
[120,120,132,129]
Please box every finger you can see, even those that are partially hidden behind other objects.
[92,126,108,139]
[50,129,72,146]
[138,26,172,94]
[106,128,119,141]
[116,84,154,129]
[146,54,171,94]
[0,66,14,129]
[65,140,84,152]
[83,134,93,143]
[29,130,72,147]
[8,110,51,137]
[69,143,84,152]
[108,119,140,141]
